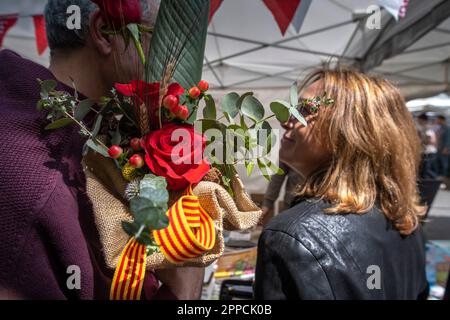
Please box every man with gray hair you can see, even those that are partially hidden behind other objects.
[0,0,203,300]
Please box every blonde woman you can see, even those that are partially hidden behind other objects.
[255,68,428,300]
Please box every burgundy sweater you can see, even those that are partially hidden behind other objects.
[0,50,174,300]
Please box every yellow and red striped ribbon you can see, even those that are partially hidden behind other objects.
[109,238,147,300]
[153,194,216,264]
[110,185,216,300]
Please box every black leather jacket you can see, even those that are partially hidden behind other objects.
[254,198,428,300]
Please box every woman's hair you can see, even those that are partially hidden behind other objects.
[296,66,426,235]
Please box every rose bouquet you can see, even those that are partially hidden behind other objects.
[36,0,308,300]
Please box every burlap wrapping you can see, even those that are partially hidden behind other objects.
[82,151,263,270]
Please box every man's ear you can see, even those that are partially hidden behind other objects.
[89,10,112,56]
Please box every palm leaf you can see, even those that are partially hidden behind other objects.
[145,0,209,89]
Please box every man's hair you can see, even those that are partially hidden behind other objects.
[296,67,426,236]
[437,115,447,121]
[45,0,153,51]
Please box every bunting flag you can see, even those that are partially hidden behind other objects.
[110,185,215,300]
[32,15,48,55]
[377,0,410,20]
[291,0,311,33]
[209,0,224,24]
[0,15,18,48]
[263,0,301,35]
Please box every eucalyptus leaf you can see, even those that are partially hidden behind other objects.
[289,106,308,127]
[290,82,298,107]
[140,174,168,191]
[91,115,103,137]
[270,100,290,123]
[111,124,121,146]
[140,187,169,208]
[74,99,95,121]
[85,139,109,157]
[41,79,57,97]
[246,161,255,176]
[44,118,75,130]
[236,92,253,110]
[241,95,264,122]
[221,92,239,119]
[257,159,271,181]
[202,94,216,120]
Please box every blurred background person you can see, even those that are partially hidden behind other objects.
[416,113,438,179]
[434,115,450,189]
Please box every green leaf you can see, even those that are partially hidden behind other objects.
[221,92,240,119]
[111,124,121,146]
[289,106,308,127]
[145,0,210,89]
[140,187,169,208]
[91,115,103,137]
[202,94,216,120]
[126,23,141,43]
[270,100,290,123]
[140,174,168,191]
[74,99,95,121]
[122,221,140,237]
[44,118,75,130]
[198,119,226,134]
[40,79,57,98]
[241,95,264,122]
[290,82,298,107]
[257,159,271,181]
[236,92,253,110]
[246,161,255,176]
[85,139,109,157]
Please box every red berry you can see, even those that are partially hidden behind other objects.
[108,145,123,159]
[130,138,142,151]
[170,104,182,115]
[129,154,144,169]
[188,86,201,99]
[198,80,209,92]
[177,105,189,120]
[163,95,178,110]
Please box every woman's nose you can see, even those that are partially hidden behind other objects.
[281,119,293,130]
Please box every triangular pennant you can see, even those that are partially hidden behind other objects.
[209,0,223,24]
[263,0,301,35]
[292,0,311,33]
[33,15,48,55]
[377,0,410,21]
[0,15,18,48]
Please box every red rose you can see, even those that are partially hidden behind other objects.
[142,124,210,190]
[115,81,184,128]
[92,0,142,27]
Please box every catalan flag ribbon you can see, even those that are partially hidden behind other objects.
[153,194,216,264]
[110,238,147,300]
[110,186,215,300]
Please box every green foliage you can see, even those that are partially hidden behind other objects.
[124,174,170,245]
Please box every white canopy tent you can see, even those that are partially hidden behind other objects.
[204,0,450,101]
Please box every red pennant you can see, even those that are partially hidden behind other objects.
[33,15,48,55]
[263,0,301,35]
[209,0,223,24]
[0,16,18,48]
